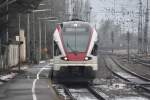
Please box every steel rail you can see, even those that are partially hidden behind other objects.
[52,84,76,100]
[111,56,150,81]
[103,56,131,82]
[131,55,150,67]
[53,83,107,100]
[62,85,76,100]
[104,55,150,93]
[87,85,108,100]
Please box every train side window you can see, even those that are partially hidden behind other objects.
[54,41,61,56]
[60,23,63,28]
[91,43,98,56]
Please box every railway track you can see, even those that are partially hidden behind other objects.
[52,83,107,100]
[112,56,150,82]
[131,55,150,67]
[52,79,149,100]
[104,55,150,94]
[116,54,150,80]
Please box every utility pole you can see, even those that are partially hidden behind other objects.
[143,0,149,55]
[127,31,130,61]
[138,0,143,54]
[0,39,1,69]
[6,0,9,70]
[64,0,69,21]
[38,19,41,62]
[85,0,89,21]
[89,7,92,23]
[44,22,47,59]
[111,31,114,53]
[27,13,30,63]
[18,14,21,72]
[113,0,116,20]
[0,38,2,56]
[44,22,47,51]
[6,0,8,42]
[32,12,36,63]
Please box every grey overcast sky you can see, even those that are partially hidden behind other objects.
[90,0,149,34]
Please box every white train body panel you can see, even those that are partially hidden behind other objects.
[53,27,66,56]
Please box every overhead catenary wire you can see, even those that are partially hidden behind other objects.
[0,0,16,8]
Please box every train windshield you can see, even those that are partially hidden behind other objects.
[62,23,91,53]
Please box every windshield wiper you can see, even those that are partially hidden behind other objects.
[67,42,78,55]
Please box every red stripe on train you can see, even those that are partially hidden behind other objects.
[66,52,86,61]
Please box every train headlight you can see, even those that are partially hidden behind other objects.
[64,57,68,61]
[85,57,88,60]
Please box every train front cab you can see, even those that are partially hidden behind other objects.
[50,21,98,83]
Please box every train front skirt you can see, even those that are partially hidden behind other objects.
[50,66,96,83]
[49,55,97,83]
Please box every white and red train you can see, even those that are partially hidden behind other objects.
[50,20,98,82]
